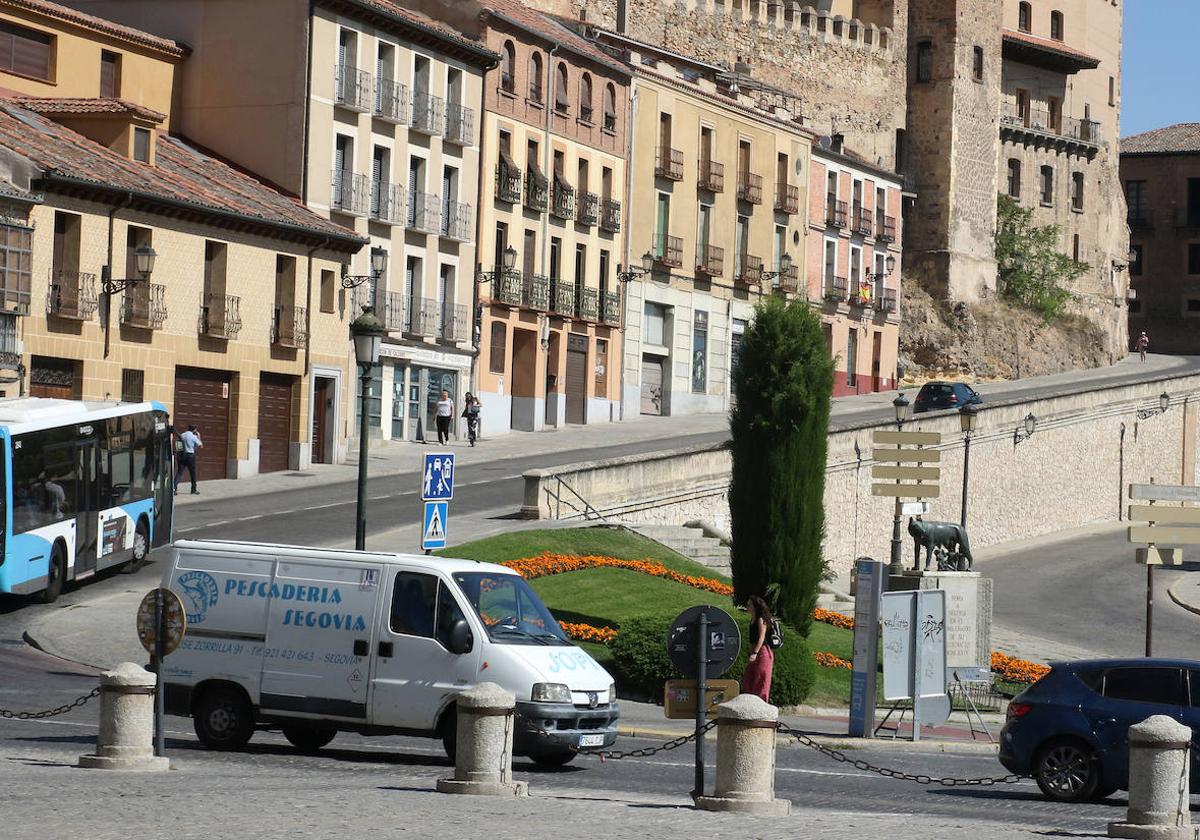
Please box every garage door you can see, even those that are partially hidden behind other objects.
[172,367,231,482]
[641,356,663,416]
[258,373,295,473]
[565,334,587,425]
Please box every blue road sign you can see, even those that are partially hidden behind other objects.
[421,452,455,501]
[421,501,448,551]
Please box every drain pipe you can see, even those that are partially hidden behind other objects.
[618,84,638,421]
[102,191,135,360]
[540,43,560,423]
[303,236,332,378]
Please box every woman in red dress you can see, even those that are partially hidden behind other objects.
[741,596,774,703]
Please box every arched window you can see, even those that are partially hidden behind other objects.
[500,40,515,93]
[579,73,594,123]
[555,62,569,113]
[529,52,543,103]
[603,82,616,132]
[1018,1,1031,33]
[1050,10,1064,40]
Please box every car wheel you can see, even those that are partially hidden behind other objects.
[439,708,457,762]
[193,686,254,750]
[281,725,336,752]
[1091,783,1119,802]
[39,545,66,604]
[125,519,150,573]
[1034,739,1101,803]
[530,751,576,768]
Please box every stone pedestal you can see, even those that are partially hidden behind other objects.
[78,662,169,771]
[436,682,528,798]
[1109,716,1198,839]
[695,694,791,815]
[888,570,992,669]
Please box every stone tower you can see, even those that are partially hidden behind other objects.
[904,0,1002,302]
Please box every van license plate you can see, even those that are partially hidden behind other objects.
[579,734,604,748]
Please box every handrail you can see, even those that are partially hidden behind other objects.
[544,474,608,522]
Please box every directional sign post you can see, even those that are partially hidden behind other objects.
[420,453,454,554]
[872,429,942,577]
[1127,482,1200,656]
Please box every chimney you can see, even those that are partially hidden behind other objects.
[616,0,627,33]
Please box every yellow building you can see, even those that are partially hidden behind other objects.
[473,0,629,432]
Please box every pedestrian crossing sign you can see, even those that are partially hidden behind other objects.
[421,501,448,551]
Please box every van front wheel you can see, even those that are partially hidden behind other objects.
[282,725,336,752]
[193,686,254,750]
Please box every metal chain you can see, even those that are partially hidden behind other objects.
[777,723,1025,787]
[586,720,719,761]
[0,686,102,720]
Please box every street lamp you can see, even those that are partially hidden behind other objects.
[341,247,388,290]
[865,253,897,283]
[959,403,979,529]
[350,306,386,551]
[1013,412,1037,445]
[617,250,655,283]
[100,245,157,358]
[888,392,912,577]
[1136,392,1172,420]
[759,252,793,286]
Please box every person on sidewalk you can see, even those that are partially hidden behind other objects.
[462,392,482,447]
[741,596,775,703]
[174,424,202,495]
[1135,331,1149,362]
[435,390,454,445]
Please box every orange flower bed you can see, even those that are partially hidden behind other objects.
[501,553,734,597]
[559,621,619,644]
[991,651,1050,685]
[814,651,852,670]
[813,608,855,630]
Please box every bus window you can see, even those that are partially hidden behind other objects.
[130,412,154,501]
[12,426,78,533]
[105,415,133,506]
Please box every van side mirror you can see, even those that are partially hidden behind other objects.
[448,619,473,655]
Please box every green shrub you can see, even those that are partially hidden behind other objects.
[608,609,815,707]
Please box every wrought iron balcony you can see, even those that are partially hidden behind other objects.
[775,182,799,214]
[698,158,724,193]
[522,273,550,311]
[46,270,96,320]
[271,304,307,348]
[734,253,763,283]
[404,295,437,337]
[999,98,1103,150]
[696,243,724,277]
[601,290,621,325]
[655,146,683,181]
[496,162,522,204]
[737,171,763,204]
[852,204,873,236]
[441,200,473,241]
[824,275,848,303]
[600,198,621,233]
[485,268,522,306]
[826,198,848,227]
[381,290,406,332]
[370,181,405,225]
[122,283,167,329]
[198,293,242,339]
[578,191,599,226]
[524,172,549,212]
[444,103,474,146]
[374,77,408,123]
[410,90,445,135]
[0,351,19,371]
[332,169,370,216]
[408,191,442,235]
[550,279,575,316]
[439,303,469,342]
[776,264,801,294]
[551,179,576,221]
[652,233,682,268]
[880,288,898,313]
[877,214,897,242]
[849,281,874,308]
[577,287,599,321]
[335,64,372,112]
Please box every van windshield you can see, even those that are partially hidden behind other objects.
[452,572,570,646]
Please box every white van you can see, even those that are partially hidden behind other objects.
[161,540,619,765]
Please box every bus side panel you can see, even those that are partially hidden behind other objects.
[2,526,73,595]
[95,498,156,573]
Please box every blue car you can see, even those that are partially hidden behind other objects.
[999,658,1200,802]
[912,381,982,414]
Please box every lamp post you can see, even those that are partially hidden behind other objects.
[100,245,157,358]
[959,403,979,528]
[616,250,655,284]
[888,392,912,577]
[350,306,386,550]
[759,253,793,287]
[1013,412,1037,445]
[341,248,389,308]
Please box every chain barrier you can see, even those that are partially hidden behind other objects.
[0,686,102,720]
[520,718,718,762]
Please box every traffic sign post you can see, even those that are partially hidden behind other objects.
[871,429,942,577]
[1127,482,1200,656]
[421,501,448,551]
[421,453,455,554]
[136,587,186,758]
[848,557,884,738]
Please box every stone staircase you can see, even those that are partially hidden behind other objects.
[630,523,731,578]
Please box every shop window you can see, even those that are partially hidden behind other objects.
[488,322,506,374]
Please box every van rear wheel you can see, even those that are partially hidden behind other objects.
[282,725,336,752]
[193,686,254,750]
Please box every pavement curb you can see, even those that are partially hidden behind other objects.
[1166,577,1200,618]
[616,724,999,755]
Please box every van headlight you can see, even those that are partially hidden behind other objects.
[609,683,617,703]
[531,683,572,703]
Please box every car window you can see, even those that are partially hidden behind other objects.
[1104,667,1183,705]
[434,582,471,650]
[389,572,437,637]
[1074,668,1103,694]
[1187,671,1200,706]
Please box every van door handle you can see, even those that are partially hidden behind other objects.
[378,641,394,658]
[353,639,368,656]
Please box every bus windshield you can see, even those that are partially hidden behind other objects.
[452,571,570,646]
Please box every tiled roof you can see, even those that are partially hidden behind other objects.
[1122,124,1200,155]
[15,96,166,123]
[0,100,361,246]
[0,0,186,57]
[1001,29,1100,69]
[329,0,497,65]
[482,0,630,76]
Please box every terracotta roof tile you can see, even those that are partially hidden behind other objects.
[343,0,496,63]
[0,100,360,244]
[0,0,186,57]
[482,0,630,76]
[15,96,166,123]
[1001,28,1100,67]
[1122,124,1200,155]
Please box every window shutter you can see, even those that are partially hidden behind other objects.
[4,23,51,80]
[100,52,118,97]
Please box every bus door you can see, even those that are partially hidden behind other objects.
[74,438,99,576]
[152,416,173,547]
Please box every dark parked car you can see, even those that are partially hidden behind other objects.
[912,381,981,413]
[999,659,1200,802]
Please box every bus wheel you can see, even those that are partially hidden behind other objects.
[39,545,65,604]
[125,519,150,573]
[193,686,254,750]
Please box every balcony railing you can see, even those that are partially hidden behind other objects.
[877,214,897,242]
[410,90,445,135]
[653,233,683,268]
[655,146,683,181]
[734,253,763,283]
[0,351,19,371]
[696,243,724,276]
[523,273,550,311]
[271,304,307,348]
[46,270,96,320]
[484,268,522,306]
[550,280,575,316]
[439,302,469,342]
[370,181,405,225]
[380,290,405,332]
[122,283,167,329]
[601,290,621,325]
[824,275,848,303]
[198,293,242,339]
[852,204,873,236]
[1127,209,1153,228]
[826,198,848,227]
[698,159,724,193]
[776,264,801,294]
[551,179,576,221]
[1000,98,1103,147]
[578,287,599,321]
[849,281,874,308]
[775,182,799,214]
[404,295,437,337]
[880,288,898,313]
[408,191,442,234]
[496,162,522,203]
[444,103,474,145]
[600,198,621,233]
[335,64,371,112]
[332,169,370,216]
[441,200,473,241]
[737,171,763,204]
[374,77,408,123]
[578,191,599,226]
[525,172,549,212]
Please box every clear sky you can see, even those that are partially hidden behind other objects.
[1121,1,1200,138]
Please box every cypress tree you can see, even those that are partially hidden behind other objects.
[728,295,833,636]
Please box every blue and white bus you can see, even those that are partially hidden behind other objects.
[0,398,174,602]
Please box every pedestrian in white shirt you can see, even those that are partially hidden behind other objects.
[175,424,203,495]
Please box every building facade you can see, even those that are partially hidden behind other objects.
[472,0,629,434]
[1121,124,1200,354]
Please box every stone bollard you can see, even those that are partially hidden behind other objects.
[436,682,528,797]
[1109,715,1198,840]
[695,694,791,815]
[78,662,169,771]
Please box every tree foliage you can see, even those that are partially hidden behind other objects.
[994,194,1088,320]
[728,296,833,637]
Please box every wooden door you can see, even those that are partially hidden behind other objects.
[640,356,663,416]
[565,334,587,425]
[172,367,231,482]
[311,378,329,464]
[257,373,295,473]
